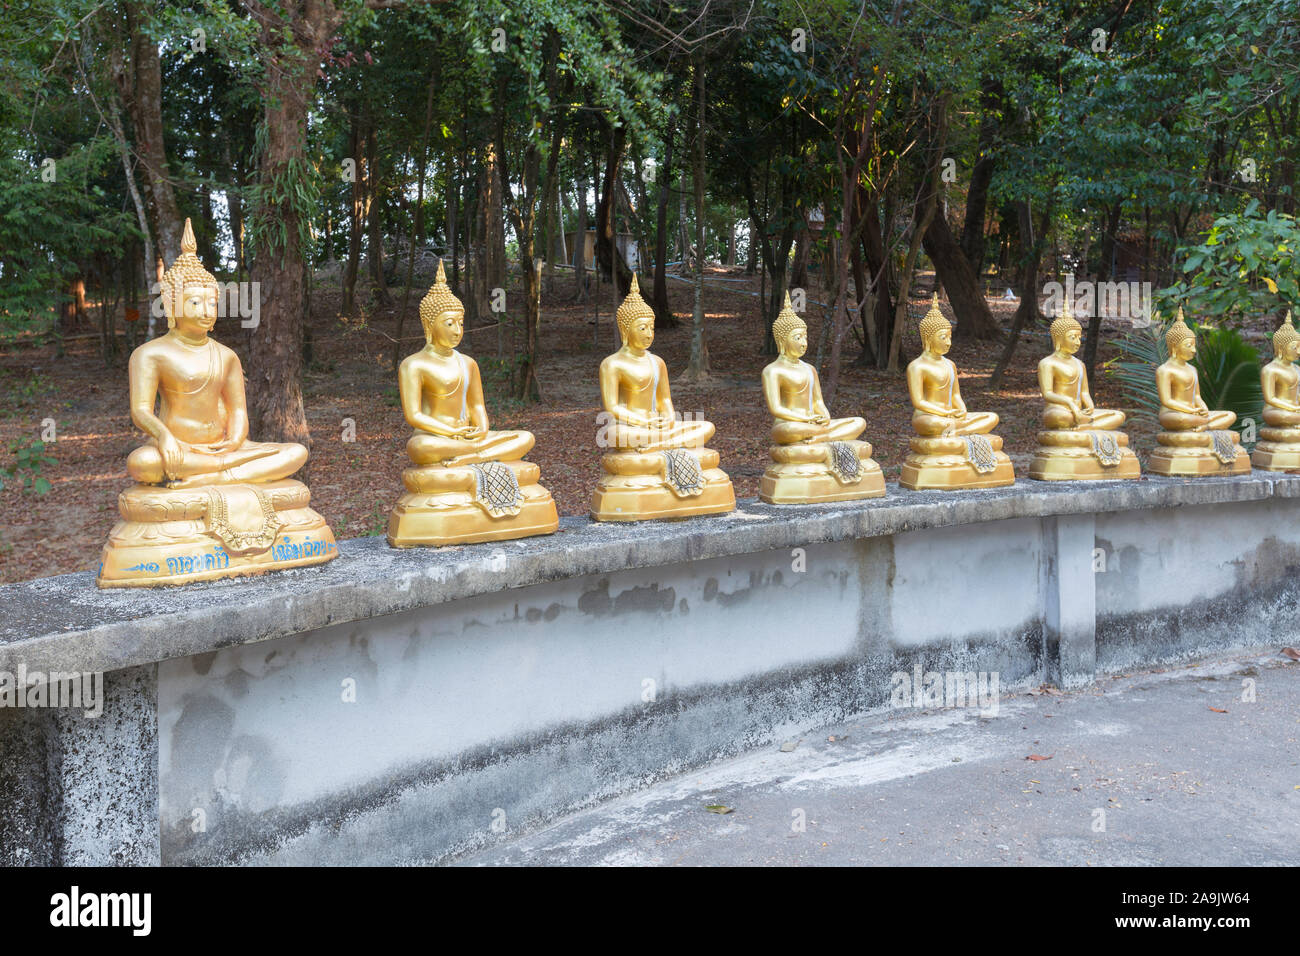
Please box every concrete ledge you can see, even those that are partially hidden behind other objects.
[2,473,1296,676]
[6,472,1300,865]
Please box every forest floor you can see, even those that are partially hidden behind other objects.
[0,265,1214,585]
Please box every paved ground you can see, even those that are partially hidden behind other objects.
[460,649,1300,865]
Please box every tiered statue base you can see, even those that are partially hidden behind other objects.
[1250,427,1300,471]
[899,435,1015,491]
[1028,430,1141,481]
[97,478,337,588]
[1147,430,1251,476]
[387,459,558,547]
[760,440,885,504]
[591,447,735,521]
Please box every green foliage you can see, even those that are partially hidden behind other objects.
[1195,325,1266,429]
[365,500,387,537]
[1108,321,1263,436]
[1160,202,1300,324]
[478,354,527,414]
[1,437,56,495]
[0,370,55,413]
[0,136,135,335]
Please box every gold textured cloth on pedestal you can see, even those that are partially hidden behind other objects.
[470,461,525,518]
[1211,430,1239,465]
[1087,431,1123,467]
[204,485,283,553]
[662,448,706,497]
[963,435,998,474]
[826,441,862,484]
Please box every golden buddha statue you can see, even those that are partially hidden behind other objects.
[387,260,558,546]
[98,219,336,587]
[590,274,735,520]
[760,293,884,503]
[1148,308,1250,476]
[899,295,1014,490]
[1250,311,1300,471]
[1028,299,1140,480]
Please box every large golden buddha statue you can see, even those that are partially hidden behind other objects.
[1148,309,1250,476]
[1028,299,1140,480]
[760,292,884,503]
[387,261,558,546]
[590,275,735,520]
[98,219,336,587]
[1250,311,1300,471]
[899,295,1014,490]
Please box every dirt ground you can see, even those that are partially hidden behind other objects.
[0,266,1155,585]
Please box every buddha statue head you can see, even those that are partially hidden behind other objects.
[158,218,218,334]
[1273,311,1300,363]
[1165,307,1197,360]
[1050,297,1083,354]
[616,273,655,351]
[919,293,952,356]
[773,291,808,359]
[420,259,465,350]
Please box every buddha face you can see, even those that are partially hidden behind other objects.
[1172,336,1197,361]
[428,309,464,349]
[1055,327,1082,354]
[1282,339,1300,364]
[925,326,952,356]
[780,326,808,359]
[175,282,218,335]
[626,316,654,351]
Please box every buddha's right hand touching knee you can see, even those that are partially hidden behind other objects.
[159,432,185,480]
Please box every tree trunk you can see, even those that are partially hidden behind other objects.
[959,86,999,274]
[243,0,342,451]
[343,116,363,315]
[393,66,437,369]
[990,200,1048,388]
[746,213,759,275]
[225,140,244,278]
[365,124,391,307]
[849,239,876,367]
[886,99,949,374]
[790,227,810,289]
[482,138,506,307]
[123,1,183,263]
[651,116,677,326]
[859,196,896,369]
[539,105,566,299]
[105,95,156,336]
[573,147,588,302]
[681,59,710,381]
[1083,201,1123,378]
[923,211,1002,340]
[595,121,631,296]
